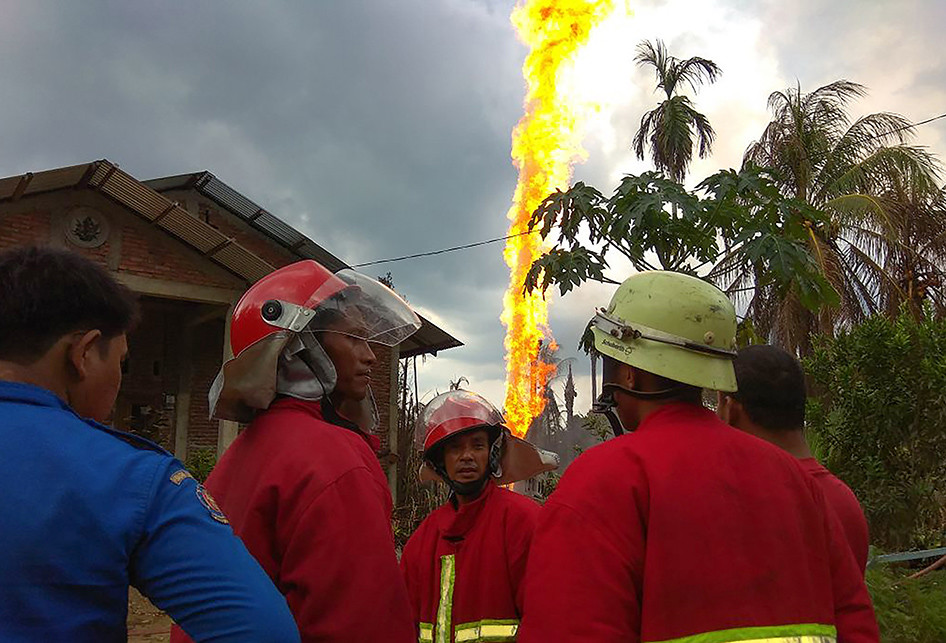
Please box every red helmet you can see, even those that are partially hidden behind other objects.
[211,260,421,423]
[418,390,505,455]
[230,260,421,357]
[416,389,560,486]
[231,260,347,357]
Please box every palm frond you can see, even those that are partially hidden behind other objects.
[634,40,670,96]
[669,56,722,96]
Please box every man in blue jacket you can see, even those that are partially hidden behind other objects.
[0,245,299,643]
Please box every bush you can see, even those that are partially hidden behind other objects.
[868,566,946,642]
[391,445,448,549]
[805,309,946,550]
[185,447,218,483]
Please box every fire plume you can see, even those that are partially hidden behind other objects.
[502,0,616,438]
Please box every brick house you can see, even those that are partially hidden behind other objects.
[0,160,461,495]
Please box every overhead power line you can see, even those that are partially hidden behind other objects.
[762,111,946,167]
[351,112,946,270]
[850,112,946,141]
[350,229,535,268]
[888,112,946,135]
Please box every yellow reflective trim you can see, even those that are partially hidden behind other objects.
[726,638,833,643]
[435,555,456,643]
[419,622,434,643]
[455,618,520,642]
[648,623,837,643]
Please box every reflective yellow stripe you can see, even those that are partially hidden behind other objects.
[435,555,456,643]
[648,623,837,643]
[718,638,833,643]
[455,618,520,642]
[419,622,434,643]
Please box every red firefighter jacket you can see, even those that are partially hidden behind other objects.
[518,403,879,643]
[401,481,540,643]
[800,458,870,574]
[171,397,414,643]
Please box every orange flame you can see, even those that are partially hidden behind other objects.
[502,0,616,438]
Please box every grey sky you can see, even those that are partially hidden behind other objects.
[1,0,943,412]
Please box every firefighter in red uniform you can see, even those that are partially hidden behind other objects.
[518,271,880,643]
[170,260,421,643]
[401,390,558,643]
[719,344,870,573]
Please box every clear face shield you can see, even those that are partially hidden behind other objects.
[210,269,421,427]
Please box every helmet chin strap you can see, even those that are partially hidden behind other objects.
[431,429,504,498]
[593,383,683,437]
[605,382,683,400]
[431,461,490,497]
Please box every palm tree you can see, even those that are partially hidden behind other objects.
[872,181,946,317]
[728,80,944,352]
[633,39,722,182]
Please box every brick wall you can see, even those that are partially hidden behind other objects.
[370,343,395,455]
[118,222,241,290]
[0,210,51,247]
[188,319,227,451]
[115,299,185,451]
[0,191,245,292]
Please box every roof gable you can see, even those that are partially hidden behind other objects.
[0,161,461,358]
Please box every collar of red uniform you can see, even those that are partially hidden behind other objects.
[440,478,497,540]
[636,401,718,433]
[267,396,382,452]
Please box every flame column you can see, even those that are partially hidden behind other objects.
[502,0,616,438]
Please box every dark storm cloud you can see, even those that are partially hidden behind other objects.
[3,0,942,410]
[0,0,528,384]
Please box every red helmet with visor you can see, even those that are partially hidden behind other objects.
[416,390,560,486]
[211,260,421,424]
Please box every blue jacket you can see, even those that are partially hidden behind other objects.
[0,381,300,643]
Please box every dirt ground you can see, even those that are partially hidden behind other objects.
[127,588,172,642]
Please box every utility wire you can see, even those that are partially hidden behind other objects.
[350,229,536,268]
[885,112,946,135]
[351,112,946,269]
[853,112,946,140]
[754,112,946,167]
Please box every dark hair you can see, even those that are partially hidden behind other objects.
[651,372,703,404]
[0,246,139,363]
[732,345,806,431]
[601,355,702,404]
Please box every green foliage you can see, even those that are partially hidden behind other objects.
[742,80,946,353]
[805,309,946,550]
[185,447,217,483]
[524,165,839,316]
[580,412,613,444]
[868,566,946,642]
[530,413,610,502]
[391,444,449,549]
[532,471,562,503]
[633,39,721,182]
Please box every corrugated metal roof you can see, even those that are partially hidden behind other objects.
[144,172,349,272]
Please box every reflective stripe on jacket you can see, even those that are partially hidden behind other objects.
[402,482,539,643]
[517,403,879,643]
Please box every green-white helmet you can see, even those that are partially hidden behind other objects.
[591,271,737,392]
